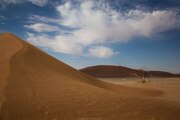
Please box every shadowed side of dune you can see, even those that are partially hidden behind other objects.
[0,33,180,120]
[0,33,23,114]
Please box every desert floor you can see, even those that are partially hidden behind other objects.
[99,78,180,101]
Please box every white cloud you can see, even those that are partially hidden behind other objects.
[126,10,180,36]
[88,46,117,58]
[56,1,180,45]
[24,23,59,32]
[26,32,83,55]
[25,0,180,58]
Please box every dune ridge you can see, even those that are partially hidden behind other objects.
[0,33,180,120]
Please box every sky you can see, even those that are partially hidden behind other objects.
[0,0,180,73]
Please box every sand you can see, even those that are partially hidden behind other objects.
[99,78,180,101]
[0,33,180,120]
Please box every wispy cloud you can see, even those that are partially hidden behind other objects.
[0,16,6,20]
[25,0,180,58]
[25,23,59,32]
[27,0,48,6]
[28,14,59,23]
[0,0,48,8]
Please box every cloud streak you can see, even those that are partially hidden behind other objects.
[0,0,48,8]
[25,23,59,32]
[28,0,48,6]
[25,0,180,58]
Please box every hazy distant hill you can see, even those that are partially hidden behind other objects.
[80,65,180,78]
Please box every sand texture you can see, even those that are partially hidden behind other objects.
[0,33,180,120]
[100,78,180,101]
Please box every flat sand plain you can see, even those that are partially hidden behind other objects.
[99,78,180,101]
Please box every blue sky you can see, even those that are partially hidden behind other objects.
[0,0,180,73]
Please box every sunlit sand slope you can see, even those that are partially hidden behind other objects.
[0,33,180,120]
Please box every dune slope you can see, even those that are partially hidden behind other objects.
[0,33,180,120]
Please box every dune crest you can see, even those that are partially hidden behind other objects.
[0,33,180,120]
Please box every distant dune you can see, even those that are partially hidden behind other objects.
[80,65,180,78]
[0,33,180,120]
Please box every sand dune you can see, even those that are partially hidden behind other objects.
[80,65,180,78]
[0,33,180,120]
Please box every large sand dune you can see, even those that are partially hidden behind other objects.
[0,33,180,120]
